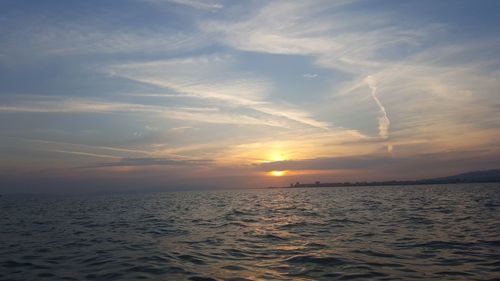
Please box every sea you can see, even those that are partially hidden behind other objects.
[1,183,499,281]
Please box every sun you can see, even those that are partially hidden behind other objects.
[265,151,288,176]
[270,170,287,177]
[271,152,285,162]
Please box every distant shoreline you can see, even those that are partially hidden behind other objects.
[266,179,500,189]
[266,169,500,189]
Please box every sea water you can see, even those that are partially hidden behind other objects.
[1,183,499,280]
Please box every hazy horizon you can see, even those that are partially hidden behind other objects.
[1,0,500,194]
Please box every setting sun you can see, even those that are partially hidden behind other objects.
[268,151,286,162]
[270,170,287,177]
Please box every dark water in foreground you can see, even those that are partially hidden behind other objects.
[1,184,500,281]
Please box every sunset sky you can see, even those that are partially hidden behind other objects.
[1,0,500,193]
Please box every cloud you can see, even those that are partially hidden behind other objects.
[201,1,343,56]
[0,98,287,127]
[303,73,319,79]
[36,148,121,159]
[258,155,389,171]
[196,1,499,150]
[0,8,210,64]
[19,138,151,155]
[364,75,390,139]
[107,55,268,106]
[200,1,436,71]
[197,0,473,140]
[87,157,213,168]
[145,0,224,11]
[3,138,155,162]
[169,126,195,131]
[107,54,332,130]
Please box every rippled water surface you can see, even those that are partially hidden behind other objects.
[1,184,500,280]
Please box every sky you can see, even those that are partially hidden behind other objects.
[1,0,500,194]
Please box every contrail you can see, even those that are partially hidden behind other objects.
[365,76,390,139]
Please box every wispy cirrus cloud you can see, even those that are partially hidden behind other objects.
[87,157,213,168]
[107,54,332,130]
[0,9,209,64]
[143,0,224,11]
[0,98,286,128]
[364,76,390,139]
[197,1,439,140]
[201,1,437,69]
[198,0,500,149]
[303,73,319,79]
[107,55,268,106]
